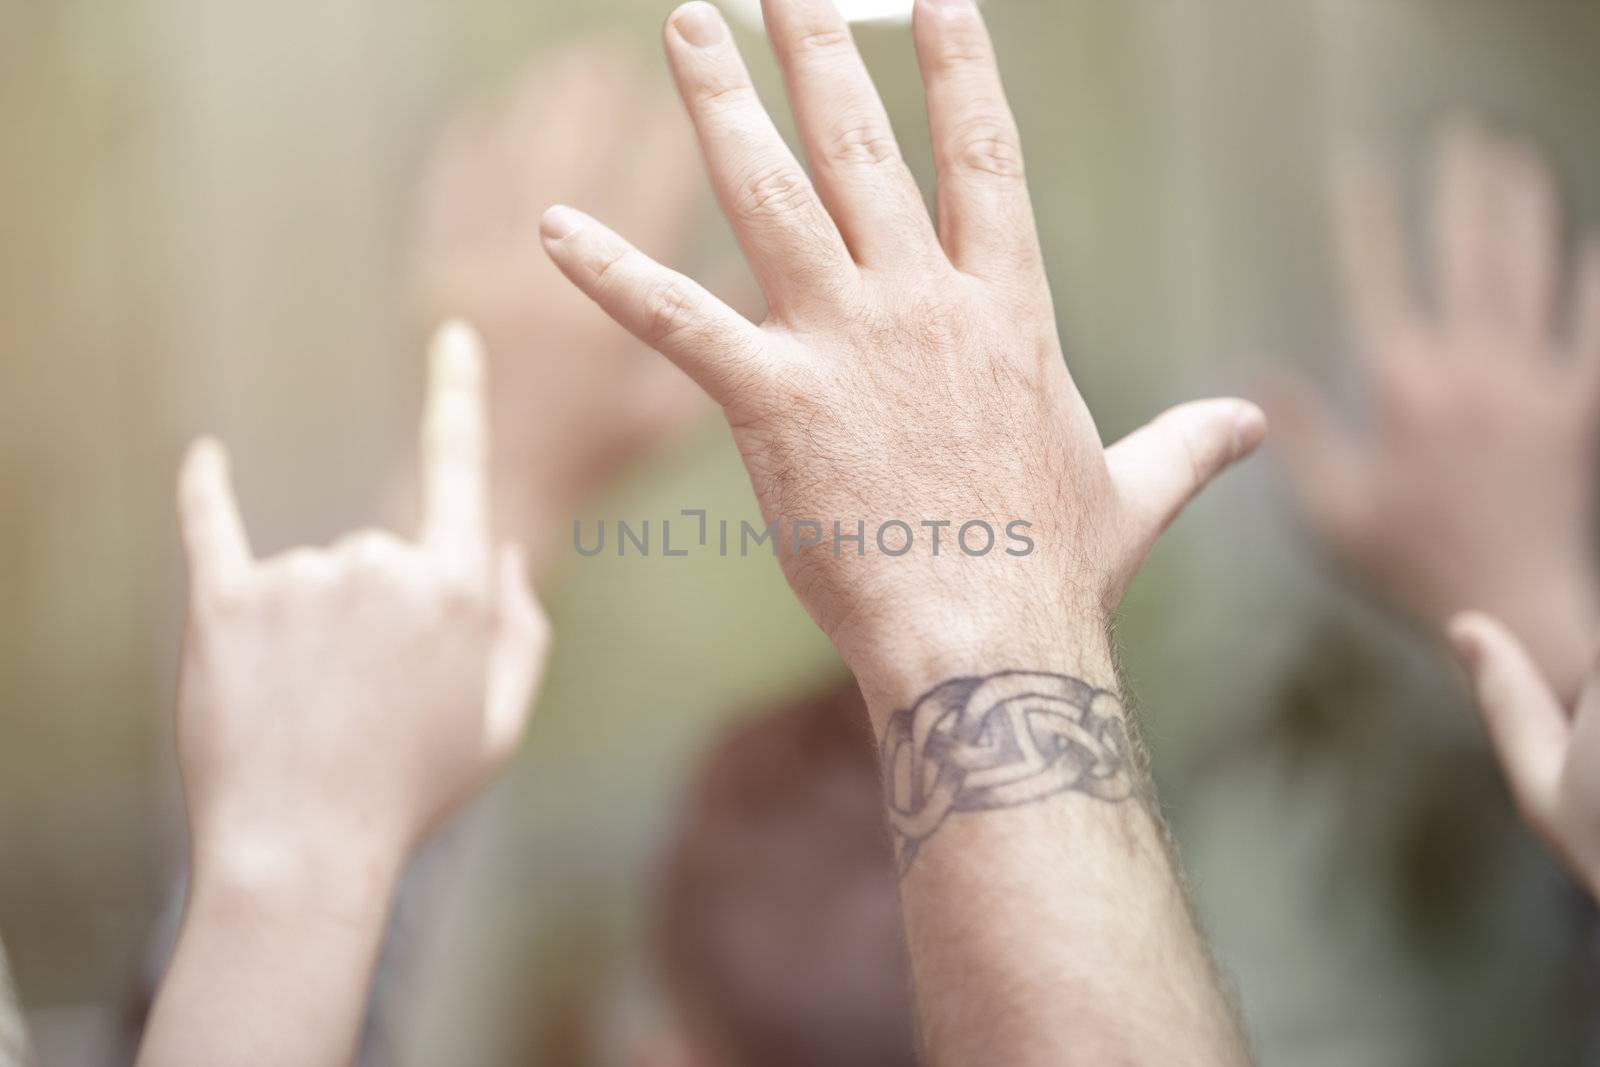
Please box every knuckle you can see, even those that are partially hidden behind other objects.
[643,279,702,345]
[439,575,487,618]
[278,549,334,588]
[708,356,779,416]
[590,245,635,288]
[344,530,406,570]
[1176,429,1208,490]
[734,165,816,226]
[827,121,901,168]
[907,294,973,352]
[196,578,250,619]
[793,26,853,54]
[933,36,989,72]
[951,122,1025,180]
[694,79,757,114]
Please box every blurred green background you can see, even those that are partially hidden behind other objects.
[3,0,1600,1063]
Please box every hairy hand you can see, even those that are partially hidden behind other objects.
[416,43,713,567]
[540,0,1263,698]
[175,323,549,888]
[1450,612,1600,900]
[1273,121,1600,700]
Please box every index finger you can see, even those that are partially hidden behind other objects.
[177,436,254,599]
[1433,119,1502,329]
[420,319,490,574]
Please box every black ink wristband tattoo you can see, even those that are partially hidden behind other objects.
[880,670,1136,877]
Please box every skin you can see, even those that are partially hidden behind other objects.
[414,44,712,569]
[136,322,549,1067]
[351,53,717,1064]
[137,55,720,1067]
[1449,612,1600,902]
[1271,121,1600,704]
[540,0,1259,1062]
[0,937,29,1067]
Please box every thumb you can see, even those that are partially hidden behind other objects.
[484,544,551,762]
[1106,398,1266,554]
[1448,611,1569,829]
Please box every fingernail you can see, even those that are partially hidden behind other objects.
[672,2,727,47]
[1232,404,1268,457]
[922,0,975,13]
[540,205,584,241]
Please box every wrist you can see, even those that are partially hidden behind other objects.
[188,825,404,935]
[843,607,1120,736]
[146,824,402,1067]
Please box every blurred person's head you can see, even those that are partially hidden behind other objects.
[641,681,917,1067]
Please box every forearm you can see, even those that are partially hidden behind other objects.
[857,625,1248,1067]
[137,843,399,1067]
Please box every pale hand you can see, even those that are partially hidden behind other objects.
[175,322,548,887]
[536,4,1262,1062]
[538,0,1264,697]
[139,322,547,1067]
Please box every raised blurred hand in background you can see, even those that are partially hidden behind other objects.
[1270,121,1600,705]
[412,43,715,571]
[138,323,547,1067]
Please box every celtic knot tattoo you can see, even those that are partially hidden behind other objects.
[880,670,1135,876]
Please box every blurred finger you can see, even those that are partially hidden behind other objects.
[333,529,412,571]
[1498,140,1560,340]
[1572,238,1600,374]
[416,108,507,267]
[1448,612,1569,827]
[541,205,770,407]
[763,0,938,266]
[420,319,491,574]
[612,94,706,259]
[912,0,1041,281]
[1433,119,1504,328]
[1332,154,1416,360]
[485,544,550,757]
[1106,398,1266,552]
[501,44,636,214]
[177,437,253,599]
[270,546,341,587]
[663,1,855,312]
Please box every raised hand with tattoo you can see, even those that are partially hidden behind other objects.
[541,0,1260,1062]
[1271,121,1600,703]
[137,323,549,1067]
